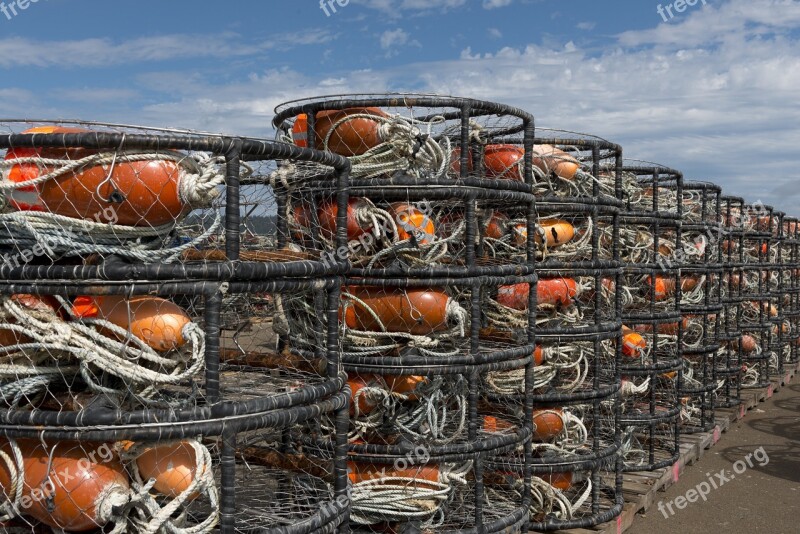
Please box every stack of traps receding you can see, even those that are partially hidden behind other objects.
[0,123,352,533]
[1,95,797,534]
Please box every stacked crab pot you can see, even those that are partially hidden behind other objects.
[676,182,723,433]
[718,196,747,407]
[0,123,352,533]
[274,95,537,533]
[781,217,800,367]
[615,162,682,472]
[518,129,624,531]
[736,202,778,390]
[769,211,790,379]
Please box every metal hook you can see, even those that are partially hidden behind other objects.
[96,133,126,203]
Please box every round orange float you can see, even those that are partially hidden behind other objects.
[72,295,192,352]
[4,126,190,227]
[0,439,129,531]
[292,108,388,156]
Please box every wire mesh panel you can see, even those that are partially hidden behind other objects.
[615,162,682,471]
[0,121,351,282]
[275,94,538,533]
[0,280,350,533]
[676,182,722,434]
[518,132,623,531]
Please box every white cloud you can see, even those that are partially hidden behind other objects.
[352,0,466,13]
[0,30,337,68]
[488,27,503,39]
[483,0,513,8]
[380,28,410,49]
[576,21,596,31]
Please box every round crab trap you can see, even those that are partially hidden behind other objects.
[273,94,539,280]
[781,217,800,365]
[274,94,539,533]
[0,121,352,282]
[0,279,352,533]
[718,196,747,407]
[614,162,682,472]
[737,202,777,390]
[676,181,723,434]
[770,210,790,378]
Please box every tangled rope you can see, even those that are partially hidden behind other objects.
[323,113,451,180]
[0,295,204,407]
[349,462,472,526]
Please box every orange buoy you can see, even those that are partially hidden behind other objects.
[452,144,580,181]
[292,108,388,156]
[738,334,758,353]
[384,375,427,399]
[532,144,580,180]
[348,374,380,415]
[317,197,373,241]
[389,203,435,244]
[132,441,205,499]
[347,461,440,486]
[532,409,564,441]
[538,278,578,307]
[0,439,129,531]
[484,212,510,240]
[341,287,451,335]
[496,278,577,310]
[72,295,191,352]
[633,317,688,336]
[621,326,646,358]
[647,276,676,300]
[4,126,190,227]
[483,144,524,181]
[541,471,573,491]
[535,219,576,248]
[534,345,545,365]
[482,415,515,433]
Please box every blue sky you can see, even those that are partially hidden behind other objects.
[2,0,799,211]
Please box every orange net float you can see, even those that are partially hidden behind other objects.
[347,461,440,487]
[633,317,688,336]
[621,326,647,358]
[0,439,129,531]
[317,197,375,241]
[71,295,192,352]
[532,409,565,441]
[451,144,580,182]
[348,374,429,414]
[540,471,573,491]
[532,144,580,180]
[119,440,211,501]
[484,212,510,239]
[535,219,576,248]
[389,203,436,244]
[2,126,212,227]
[646,275,676,301]
[736,334,758,353]
[496,278,578,311]
[292,108,388,156]
[340,286,456,335]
